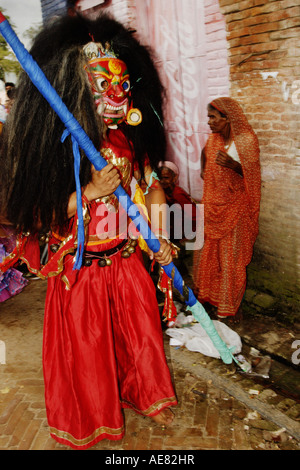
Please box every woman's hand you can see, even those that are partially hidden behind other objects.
[149,238,173,266]
[84,163,121,201]
[216,150,243,176]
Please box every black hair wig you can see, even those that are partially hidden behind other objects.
[0,13,167,234]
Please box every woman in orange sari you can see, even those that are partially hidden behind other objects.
[193,97,261,321]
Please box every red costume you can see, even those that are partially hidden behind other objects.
[0,15,177,449]
[43,129,177,449]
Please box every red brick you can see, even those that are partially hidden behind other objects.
[229,33,271,48]
[281,0,300,8]
[4,402,29,435]
[228,15,267,32]
[218,0,237,7]
[206,406,220,437]
[281,16,300,29]
[251,3,283,16]
[11,409,34,446]
[252,0,266,6]
[227,26,252,39]
[239,0,256,10]
[218,0,233,6]
[148,437,165,450]
[220,4,246,16]
[18,418,43,450]
[269,6,300,22]
[272,122,291,131]
[30,425,53,451]
[0,396,23,425]
[270,26,300,40]
[249,22,282,35]
[229,45,253,56]
[233,420,252,450]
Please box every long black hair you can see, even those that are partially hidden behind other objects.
[0,13,167,234]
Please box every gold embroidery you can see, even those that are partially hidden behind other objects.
[121,396,177,416]
[97,149,132,210]
[50,423,124,447]
[61,274,71,290]
[51,232,128,246]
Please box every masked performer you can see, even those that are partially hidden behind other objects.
[0,14,177,449]
[193,98,261,322]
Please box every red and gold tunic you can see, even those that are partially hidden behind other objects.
[1,128,177,450]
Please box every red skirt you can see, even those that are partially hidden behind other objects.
[43,246,177,449]
[193,212,254,316]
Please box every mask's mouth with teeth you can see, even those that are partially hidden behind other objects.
[103,102,128,118]
[95,96,129,123]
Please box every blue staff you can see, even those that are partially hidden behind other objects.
[0,12,238,366]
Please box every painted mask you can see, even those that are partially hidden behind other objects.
[87,57,130,127]
[84,42,141,128]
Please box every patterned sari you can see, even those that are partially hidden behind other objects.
[193,98,261,317]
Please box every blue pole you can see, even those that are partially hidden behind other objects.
[0,13,237,365]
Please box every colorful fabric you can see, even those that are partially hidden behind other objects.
[0,227,28,302]
[193,98,261,317]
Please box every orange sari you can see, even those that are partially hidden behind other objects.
[193,98,261,317]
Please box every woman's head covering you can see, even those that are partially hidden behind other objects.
[210,97,255,137]
[158,161,179,177]
[208,97,261,232]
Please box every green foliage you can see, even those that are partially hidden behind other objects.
[0,8,22,81]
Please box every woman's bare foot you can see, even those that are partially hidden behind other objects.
[228,307,243,324]
[217,307,243,324]
[151,408,174,426]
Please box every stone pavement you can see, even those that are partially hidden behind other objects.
[0,280,299,451]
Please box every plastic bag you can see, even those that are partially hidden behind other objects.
[166,320,242,359]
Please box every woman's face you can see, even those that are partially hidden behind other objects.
[207,108,229,135]
[159,168,177,193]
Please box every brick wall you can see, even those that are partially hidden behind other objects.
[204,0,230,101]
[218,0,300,293]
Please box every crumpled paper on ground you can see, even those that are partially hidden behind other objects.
[166,314,242,359]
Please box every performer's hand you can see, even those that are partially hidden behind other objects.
[149,238,173,266]
[84,163,121,201]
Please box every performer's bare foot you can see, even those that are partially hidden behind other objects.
[151,408,174,426]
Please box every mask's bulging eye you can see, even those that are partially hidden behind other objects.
[97,78,109,92]
[122,80,130,92]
